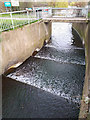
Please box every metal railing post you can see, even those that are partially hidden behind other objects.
[37,11,39,20]
[27,10,29,24]
[10,12,14,29]
[86,8,88,19]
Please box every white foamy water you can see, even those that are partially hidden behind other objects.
[34,55,85,66]
[7,73,81,104]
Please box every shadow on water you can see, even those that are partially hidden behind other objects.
[2,22,85,118]
[2,75,80,118]
[72,27,83,48]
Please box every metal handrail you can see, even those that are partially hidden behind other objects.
[51,7,88,10]
[0,10,27,15]
[0,8,89,32]
[0,10,39,32]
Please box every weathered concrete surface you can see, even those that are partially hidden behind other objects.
[73,22,90,118]
[0,20,52,75]
[43,17,89,23]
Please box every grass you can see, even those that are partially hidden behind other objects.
[0,14,10,17]
[0,12,41,32]
[0,18,42,32]
[0,13,24,17]
[88,12,90,18]
[0,12,35,18]
[0,19,28,31]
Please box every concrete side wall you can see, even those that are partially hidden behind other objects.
[73,23,90,118]
[0,20,52,75]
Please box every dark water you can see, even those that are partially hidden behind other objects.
[3,22,85,118]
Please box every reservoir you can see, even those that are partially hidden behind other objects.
[2,22,85,118]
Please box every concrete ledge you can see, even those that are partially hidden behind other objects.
[43,17,90,23]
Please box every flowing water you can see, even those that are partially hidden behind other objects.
[3,22,85,118]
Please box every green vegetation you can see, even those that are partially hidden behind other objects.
[48,0,68,8]
[88,12,90,18]
[0,12,40,32]
[55,2,68,8]
[0,19,28,31]
[0,13,33,18]
[0,18,41,32]
[69,2,86,7]
[0,14,10,17]
[0,34,2,42]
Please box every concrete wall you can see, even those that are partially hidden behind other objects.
[0,20,52,75]
[0,19,89,118]
[73,22,90,118]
